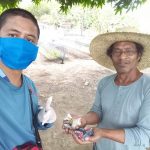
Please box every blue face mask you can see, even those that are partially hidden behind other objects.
[0,37,38,70]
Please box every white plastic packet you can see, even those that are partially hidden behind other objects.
[38,96,57,125]
[63,113,81,129]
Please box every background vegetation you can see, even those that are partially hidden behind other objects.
[0,0,147,14]
[24,0,139,34]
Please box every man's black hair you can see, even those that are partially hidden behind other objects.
[0,8,40,38]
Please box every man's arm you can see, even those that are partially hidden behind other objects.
[73,93,150,147]
[81,111,100,127]
[73,111,124,145]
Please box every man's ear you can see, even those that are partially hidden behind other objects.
[137,54,142,62]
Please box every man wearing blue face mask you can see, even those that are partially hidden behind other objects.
[0,8,56,150]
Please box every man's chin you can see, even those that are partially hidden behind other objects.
[115,67,129,74]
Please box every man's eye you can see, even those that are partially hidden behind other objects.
[8,34,17,37]
[113,51,121,54]
[27,39,34,43]
[27,38,32,42]
[114,51,120,53]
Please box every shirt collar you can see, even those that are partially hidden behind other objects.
[0,58,10,82]
[0,69,10,82]
[0,69,6,78]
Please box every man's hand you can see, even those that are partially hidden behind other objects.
[87,128,102,142]
[72,128,102,144]
[63,114,87,134]
[72,127,125,144]
[73,115,87,129]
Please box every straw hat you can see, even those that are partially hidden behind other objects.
[90,32,150,70]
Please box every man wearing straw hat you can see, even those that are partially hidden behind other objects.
[69,32,150,150]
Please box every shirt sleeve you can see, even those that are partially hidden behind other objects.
[124,87,150,147]
[90,79,104,119]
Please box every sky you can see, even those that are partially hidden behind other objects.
[21,0,32,6]
[132,0,150,33]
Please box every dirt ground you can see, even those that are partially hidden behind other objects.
[24,50,113,150]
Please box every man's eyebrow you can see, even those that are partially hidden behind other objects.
[8,29,20,33]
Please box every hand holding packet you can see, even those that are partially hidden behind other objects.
[74,128,94,141]
[63,114,94,141]
[63,113,81,129]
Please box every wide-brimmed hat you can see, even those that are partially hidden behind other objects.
[90,32,150,70]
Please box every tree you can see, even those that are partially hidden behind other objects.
[58,0,147,13]
[0,0,147,13]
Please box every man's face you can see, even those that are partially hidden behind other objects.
[0,15,38,44]
[111,41,141,74]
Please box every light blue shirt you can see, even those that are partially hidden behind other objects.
[91,74,150,150]
[0,70,53,150]
[0,75,38,149]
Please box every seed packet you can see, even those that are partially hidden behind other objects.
[74,128,94,141]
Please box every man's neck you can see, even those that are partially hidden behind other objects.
[115,69,142,86]
[0,62,22,87]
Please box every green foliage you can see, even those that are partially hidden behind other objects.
[0,0,41,11]
[0,0,147,14]
[27,1,51,18]
[25,1,139,33]
[47,49,61,59]
[107,0,147,14]
[40,46,62,60]
[56,0,147,13]
[0,0,18,12]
